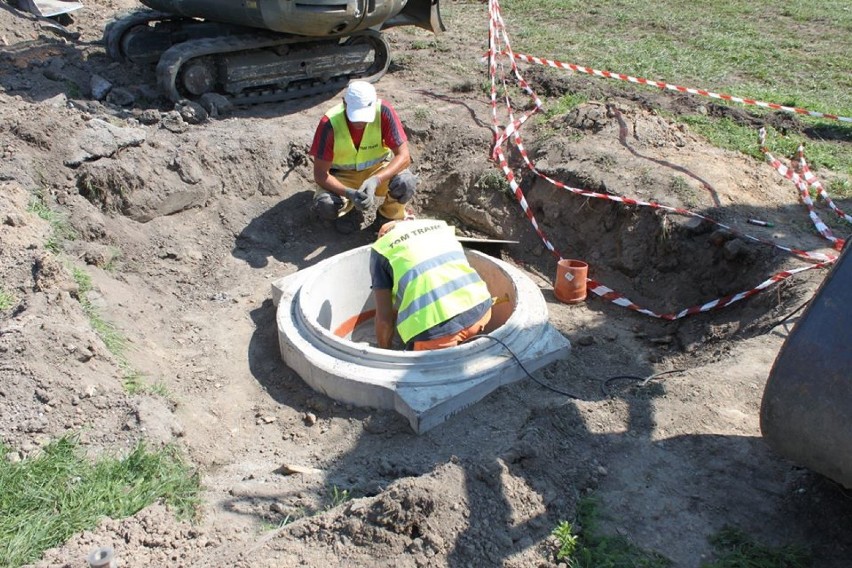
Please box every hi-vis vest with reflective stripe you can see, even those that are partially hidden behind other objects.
[326,102,392,171]
[372,220,492,343]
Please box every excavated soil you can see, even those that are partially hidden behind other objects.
[2,0,851,566]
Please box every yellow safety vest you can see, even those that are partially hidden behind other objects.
[372,220,493,343]
[326,102,391,171]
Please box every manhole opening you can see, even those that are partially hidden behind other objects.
[299,248,515,349]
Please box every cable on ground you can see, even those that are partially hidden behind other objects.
[601,369,686,397]
[462,334,582,399]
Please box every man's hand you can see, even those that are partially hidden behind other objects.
[359,176,381,200]
[344,188,372,211]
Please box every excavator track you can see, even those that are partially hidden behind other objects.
[154,29,390,104]
[103,0,443,106]
[104,9,176,62]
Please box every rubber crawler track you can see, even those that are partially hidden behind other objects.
[155,29,391,104]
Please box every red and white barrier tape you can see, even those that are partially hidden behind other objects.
[759,130,845,251]
[501,51,852,124]
[587,261,832,320]
[796,144,852,225]
[486,0,838,320]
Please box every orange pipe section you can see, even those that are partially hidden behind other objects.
[333,309,377,338]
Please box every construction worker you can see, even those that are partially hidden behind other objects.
[309,80,417,234]
[371,218,493,350]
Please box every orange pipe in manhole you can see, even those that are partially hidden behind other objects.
[333,309,376,338]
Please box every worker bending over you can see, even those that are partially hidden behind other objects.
[371,219,493,350]
[309,80,417,234]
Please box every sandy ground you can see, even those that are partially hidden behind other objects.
[1,0,851,566]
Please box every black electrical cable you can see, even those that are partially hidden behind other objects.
[461,334,582,399]
[601,369,686,397]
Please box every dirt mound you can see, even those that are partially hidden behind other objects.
[3,1,852,567]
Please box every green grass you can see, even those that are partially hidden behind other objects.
[829,178,852,198]
[71,266,167,397]
[325,485,353,510]
[678,115,852,176]
[552,500,811,567]
[669,175,699,208]
[0,288,15,311]
[474,168,512,195]
[0,437,200,567]
[497,0,851,177]
[71,267,127,357]
[701,526,810,568]
[542,92,589,119]
[124,370,170,397]
[64,81,82,99]
[551,497,672,567]
[502,0,851,114]
[26,189,77,253]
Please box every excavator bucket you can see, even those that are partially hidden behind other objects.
[760,244,852,489]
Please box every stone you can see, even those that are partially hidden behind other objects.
[199,93,232,117]
[90,74,112,101]
[177,100,208,125]
[106,87,135,107]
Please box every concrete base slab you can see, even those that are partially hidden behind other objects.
[271,245,570,433]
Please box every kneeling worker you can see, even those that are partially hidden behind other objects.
[309,80,417,233]
[371,219,493,350]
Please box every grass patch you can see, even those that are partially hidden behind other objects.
[669,175,699,208]
[324,485,352,510]
[413,106,431,122]
[0,288,16,311]
[498,0,851,177]
[71,266,167,397]
[542,92,589,120]
[64,80,82,99]
[102,247,124,273]
[551,497,672,567]
[503,0,852,117]
[474,168,512,196]
[71,267,126,356]
[27,189,77,253]
[259,514,294,532]
[828,178,852,199]
[702,526,810,567]
[678,115,852,176]
[0,436,200,567]
[123,370,170,397]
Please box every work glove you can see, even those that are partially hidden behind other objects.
[344,188,372,211]
[359,176,381,201]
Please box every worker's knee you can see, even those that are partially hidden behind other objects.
[311,192,343,220]
[388,170,417,204]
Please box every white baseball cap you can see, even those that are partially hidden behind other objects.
[344,81,377,123]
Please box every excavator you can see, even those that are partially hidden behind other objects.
[103,0,444,104]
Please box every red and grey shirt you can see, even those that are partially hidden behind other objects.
[309,99,408,164]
